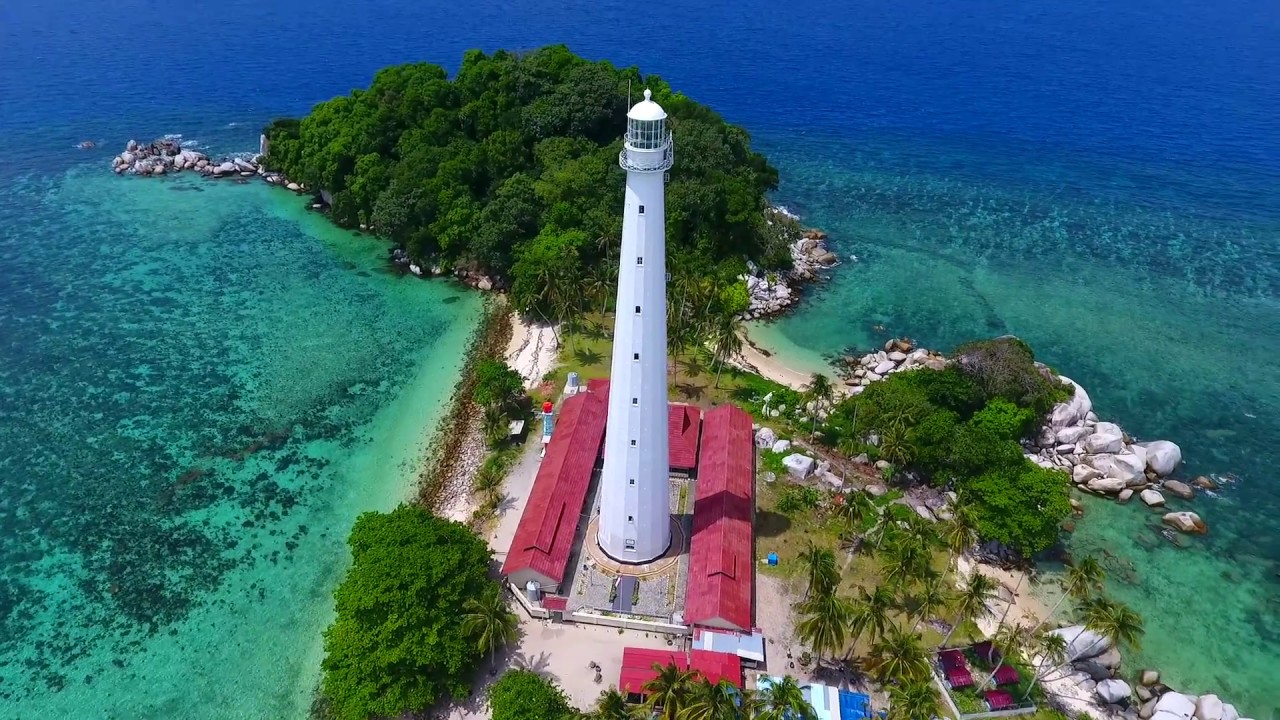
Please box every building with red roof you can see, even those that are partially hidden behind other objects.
[617,647,742,696]
[684,404,755,632]
[501,385,609,592]
[668,404,702,474]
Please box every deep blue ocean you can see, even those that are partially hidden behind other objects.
[1,0,1277,717]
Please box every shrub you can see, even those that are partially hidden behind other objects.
[969,397,1038,441]
[473,359,524,412]
[776,485,823,514]
[321,505,496,720]
[952,336,1066,415]
[487,669,575,720]
[960,463,1072,554]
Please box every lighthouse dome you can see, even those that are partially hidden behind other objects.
[627,89,667,122]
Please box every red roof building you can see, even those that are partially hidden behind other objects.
[501,386,609,592]
[668,404,702,473]
[684,404,755,632]
[569,379,702,472]
[617,647,743,695]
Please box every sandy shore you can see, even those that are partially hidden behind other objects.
[505,312,559,389]
[733,333,817,391]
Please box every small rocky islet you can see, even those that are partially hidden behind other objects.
[108,137,308,194]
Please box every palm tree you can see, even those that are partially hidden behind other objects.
[886,682,944,720]
[877,426,914,468]
[797,592,853,665]
[939,571,999,648]
[911,571,953,632]
[709,313,744,388]
[982,622,1032,688]
[591,687,632,720]
[798,542,839,599]
[680,679,741,720]
[867,626,930,685]
[1022,630,1069,700]
[586,268,615,323]
[1031,556,1105,637]
[1078,596,1145,654]
[757,675,816,720]
[864,513,897,552]
[805,373,834,436]
[460,587,519,664]
[880,533,931,592]
[940,512,976,571]
[848,585,896,654]
[643,663,698,720]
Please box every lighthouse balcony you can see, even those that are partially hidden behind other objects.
[619,141,673,173]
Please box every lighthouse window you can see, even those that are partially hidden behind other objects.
[630,439,637,447]
[628,516,634,522]
[637,256,643,265]
[638,205,645,214]
[629,478,636,485]
[631,397,638,406]
[625,540,636,550]
[633,352,639,361]
[635,305,641,314]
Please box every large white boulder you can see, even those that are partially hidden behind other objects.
[1220,704,1239,720]
[1050,625,1113,661]
[755,427,778,449]
[1097,679,1132,704]
[873,359,896,375]
[1057,425,1092,444]
[1140,489,1166,507]
[783,453,815,479]
[1073,464,1102,484]
[1084,422,1125,454]
[1088,477,1128,494]
[771,439,792,454]
[1139,440,1183,476]
[1195,695,1224,720]
[1085,452,1146,484]
[1156,692,1198,719]
[1051,376,1093,429]
[1163,511,1208,534]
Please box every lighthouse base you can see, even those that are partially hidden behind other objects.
[586,515,685,572]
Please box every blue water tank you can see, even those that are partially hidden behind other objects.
[567,371,580,391]
[767,552,779,566]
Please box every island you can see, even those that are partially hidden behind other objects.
[246,45,1247,720]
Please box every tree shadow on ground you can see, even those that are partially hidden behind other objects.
[494,493,519,520]
[754,509,792,539]
[572,347,604,367]
[674,382,705,401]
[509,650,556,680]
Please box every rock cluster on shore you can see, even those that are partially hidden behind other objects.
[840,337,949,391]
[110,137,306,192]
[1027,375,1209,536]
[1039,626,1253,720]
[739,208,840,319]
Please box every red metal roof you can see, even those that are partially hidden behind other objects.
[501,386,609,586]
[571,379,701,471]
[668,404,702,471]
[617,648,743,695]
[685,404,755,632]
[540,595,568,612]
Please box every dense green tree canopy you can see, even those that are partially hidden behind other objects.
[321,504,496,720]
[487,670,576,720]
[822,339,1072,555]
[264,45,784,308]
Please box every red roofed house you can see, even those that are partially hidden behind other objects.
[668,404,702,475]
[571,379,703,474]
[617,647,742,698]
[501,385,609,593]
[684,404,755,633]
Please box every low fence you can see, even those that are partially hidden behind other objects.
[569,610,689,636]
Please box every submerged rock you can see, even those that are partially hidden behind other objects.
[1163,480,1195,500]
[1163,511,1207,534]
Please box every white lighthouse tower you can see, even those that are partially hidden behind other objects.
[597,89,675,563]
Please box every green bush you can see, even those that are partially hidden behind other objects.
[960,463,1072,554]
[777,485,824,514]
[487,670,575,720]
[969,397,1038,441]
[952,337,1068,415]
[321,505,496,720]
[473,359,524,412]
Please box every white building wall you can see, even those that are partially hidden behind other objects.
[597,167,672,562]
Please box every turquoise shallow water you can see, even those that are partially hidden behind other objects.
[0,168,480,718]
[753,133,1280,716]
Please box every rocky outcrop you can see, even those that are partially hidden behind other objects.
[837,339,948,389]
[1050,625,1113,662]
[1139,440,1183,476]
[1097,678,1132,704]
[783,453,815,479]
[1163,480,1195,500]
[740,208,840,319]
